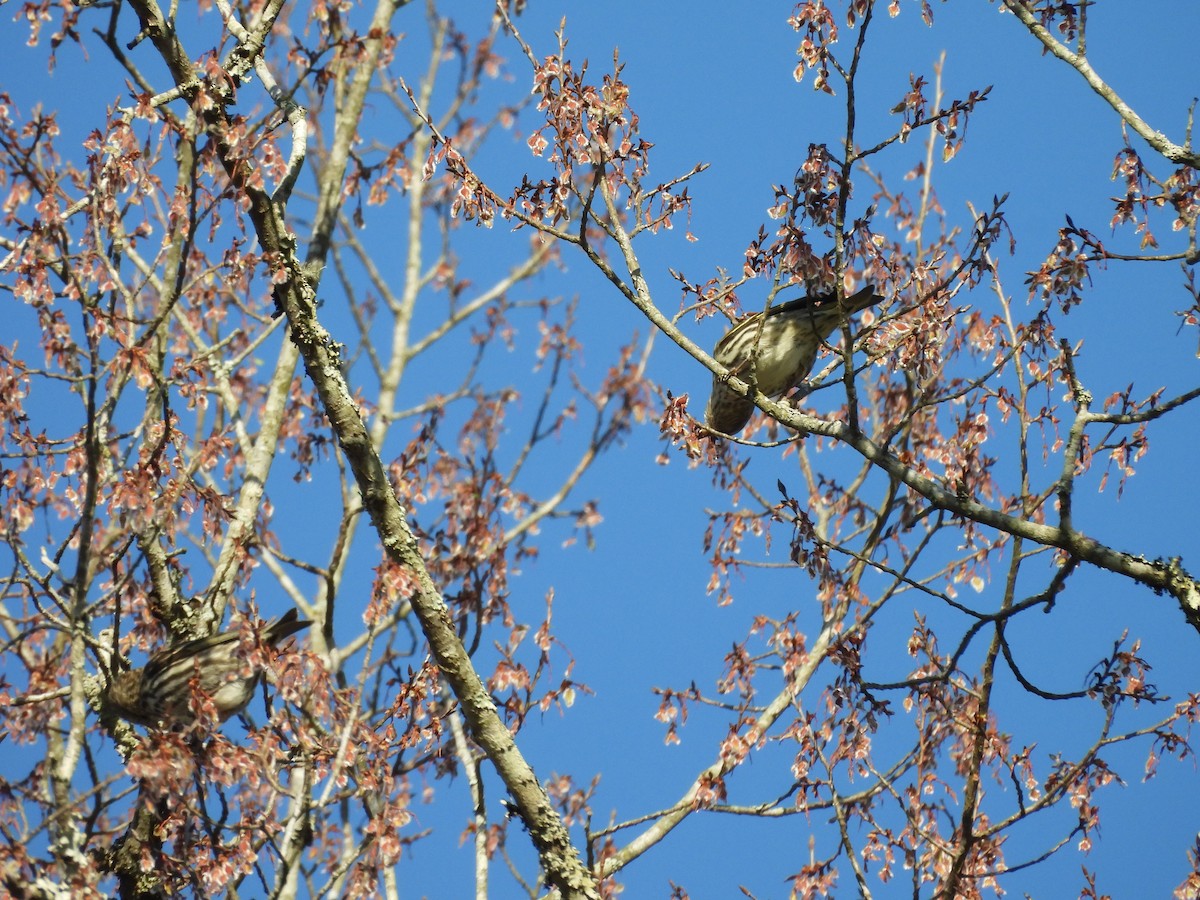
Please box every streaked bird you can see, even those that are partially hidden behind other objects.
[106,609,310,728]
[704,286,883,435]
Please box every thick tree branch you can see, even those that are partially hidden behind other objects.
[117,0,600,893]
[276,252,599,899]
[1001,0,1199,166]
[820,415,1200,630]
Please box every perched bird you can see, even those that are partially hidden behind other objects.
[106,609,311,728]
[704,285,883,435]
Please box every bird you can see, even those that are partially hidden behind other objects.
[704,285,883,435]
[105,609,311,728]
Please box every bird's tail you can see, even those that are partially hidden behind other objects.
[844,285,885,314]
[266,608,312,645]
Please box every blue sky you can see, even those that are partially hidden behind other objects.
[415,4,1200,896]
[431,3,1200,897]
[3,1,1199,897]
